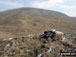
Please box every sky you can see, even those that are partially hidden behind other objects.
[0,0,76,17]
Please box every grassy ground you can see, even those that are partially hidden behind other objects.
[0,34,76,57]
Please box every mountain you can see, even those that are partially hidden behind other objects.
[0,8,76,38]
[0,8,76,57]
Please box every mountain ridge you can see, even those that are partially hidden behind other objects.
[0,8,69,17]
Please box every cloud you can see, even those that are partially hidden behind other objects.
[31,0,69,9]
[19,0,24,1]
[65,11,76,17]
[0,1,24,7]
[60,5,76,9]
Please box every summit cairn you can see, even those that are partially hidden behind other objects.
[39,29,65,41]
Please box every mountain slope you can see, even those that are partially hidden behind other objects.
[0,8,76,38]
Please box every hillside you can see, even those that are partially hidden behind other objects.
[0,8,76,38]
